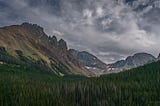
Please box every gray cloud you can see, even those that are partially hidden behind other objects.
[0,0,160,63]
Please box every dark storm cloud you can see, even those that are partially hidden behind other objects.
[0,0,160,63]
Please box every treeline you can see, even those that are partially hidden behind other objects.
[0,53,160,105]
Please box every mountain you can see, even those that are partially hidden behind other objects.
[69,49,107,74]
[0,22,159,76]
[69,48,157,75]
[110,53,155,69]
[0,23,95,77]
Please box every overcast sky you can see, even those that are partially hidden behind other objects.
[0,0,160,63]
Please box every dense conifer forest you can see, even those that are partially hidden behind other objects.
[0,59,160,106]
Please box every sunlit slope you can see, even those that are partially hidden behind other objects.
[0,23,94,76]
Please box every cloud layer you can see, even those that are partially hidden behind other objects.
[0,0,160,63]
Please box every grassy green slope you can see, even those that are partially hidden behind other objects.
[0,61,160,106]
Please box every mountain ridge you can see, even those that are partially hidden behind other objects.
[0,22,159,76]
[69,49,108,74]
[0,22,95,77]
[69,48,160,75]
[104,52,157,74]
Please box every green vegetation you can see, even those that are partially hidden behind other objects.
[0,47,160,105]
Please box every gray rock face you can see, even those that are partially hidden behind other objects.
[58,39,67,51]
[69,50,157,75]
[69,49,107,72]
[111,53,156,69]
[21,22,47,37]
[48,36,58,47]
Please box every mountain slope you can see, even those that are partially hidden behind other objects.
[69,48,157,75]
[0,23,95,77]
[100,52,156,74]
[109,52,155,70]
[69,49,107,73]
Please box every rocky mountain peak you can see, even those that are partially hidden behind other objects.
[21,22,47,37]
[111,52,155,69]
[69,49,107,73]
[69,49,79,56]
[0,23,95,77]
[48,36,58,46]
[21,22,43,30]
[58,39,67,51]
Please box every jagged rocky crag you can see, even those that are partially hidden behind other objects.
[0,23,95,77]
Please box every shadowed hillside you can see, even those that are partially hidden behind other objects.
[0,58,160,105]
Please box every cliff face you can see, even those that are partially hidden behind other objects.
[0,23,95,77]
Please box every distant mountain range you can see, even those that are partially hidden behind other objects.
[106,53,156,74]
[0,23,159,76]
[111,53,155,68]
[69,49,159,75]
